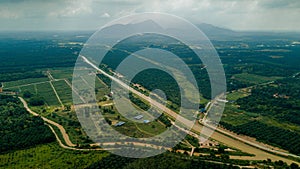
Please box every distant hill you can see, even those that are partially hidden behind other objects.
[99,19,243,41]
[197,23,239,39]
[99,19,236,40]
[98,19,300,41]
[99,20,164,38]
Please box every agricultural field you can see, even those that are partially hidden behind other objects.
[3,77,49,88]
[20,84,37,95]
[231,73,282,85]
[227,91,250,101]
[52,80,73,105]
[36,82,61,106]
[50,68,74,79]
[221,104,259,126]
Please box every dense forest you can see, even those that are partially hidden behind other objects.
[219,43,300,91]
[132,69,182,107]
[222,77,300,155]
[220,120,300,155]
[87,152,300,169]
[0,95,55,153]
[236,78,300,126]
[99,34,213,101]
[87,153,240,169]
[0,71,46,83]
[0,34,85,82]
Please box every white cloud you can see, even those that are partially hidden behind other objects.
[0,0,299,31]
[49,0,93,17]
[100,12,110,18]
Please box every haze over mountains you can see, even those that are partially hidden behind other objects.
[99,19,300,41]
[1,19,299,42]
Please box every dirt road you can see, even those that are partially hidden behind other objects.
[19,97,76,147]
[81,55,300,164]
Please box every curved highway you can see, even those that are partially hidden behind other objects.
[81,55,300,165]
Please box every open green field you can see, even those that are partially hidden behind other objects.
[3,77,49,88]
[0,143,108,169]
[50,68,94,80]
[136,121,166,136]
[50,68,74,79]
[221,104,259,126]
[105,113,167,138]
[102,96,168,138]
[232,73,282,85]
[36,82,61,106]
[113,120,154,138]
[222,101,300,133]
[52,80,73,105]
[227,91,250,101]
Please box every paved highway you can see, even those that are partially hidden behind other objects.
[81,55,300,164]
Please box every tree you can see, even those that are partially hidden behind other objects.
[290,163,299,169]
[23,91,33,98]
[29,97,44,106]
[218,145,226,154]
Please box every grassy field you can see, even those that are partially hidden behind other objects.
[221,104,259,126]
[106,113,167,138]
[136,121,166,136]
[0,142,108,169]
[221,101,300,133]
[52,80,73,105]
[36,82,61,106]
[3,77,49,88]
[50,68,74,79]
[102,96,167,138]
[227,91,250,101]
[232,73,282,85]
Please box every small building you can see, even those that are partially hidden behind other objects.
[114,121,125,127]
[143,120,150,124]
[134,115,143,120]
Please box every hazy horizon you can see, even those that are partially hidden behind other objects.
[0,0,299,32]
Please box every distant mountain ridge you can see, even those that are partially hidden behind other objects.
[100,20,164,38]
[99,19,300,41]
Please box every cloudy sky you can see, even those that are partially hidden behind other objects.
[0,0,299,31]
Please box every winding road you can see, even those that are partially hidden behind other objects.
[19,97,76,147]
[19,97,170,152]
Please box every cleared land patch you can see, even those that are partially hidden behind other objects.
[232,73,281,84]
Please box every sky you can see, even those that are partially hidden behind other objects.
[0,0,299,31]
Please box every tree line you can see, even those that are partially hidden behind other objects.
[0,95,55,153]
